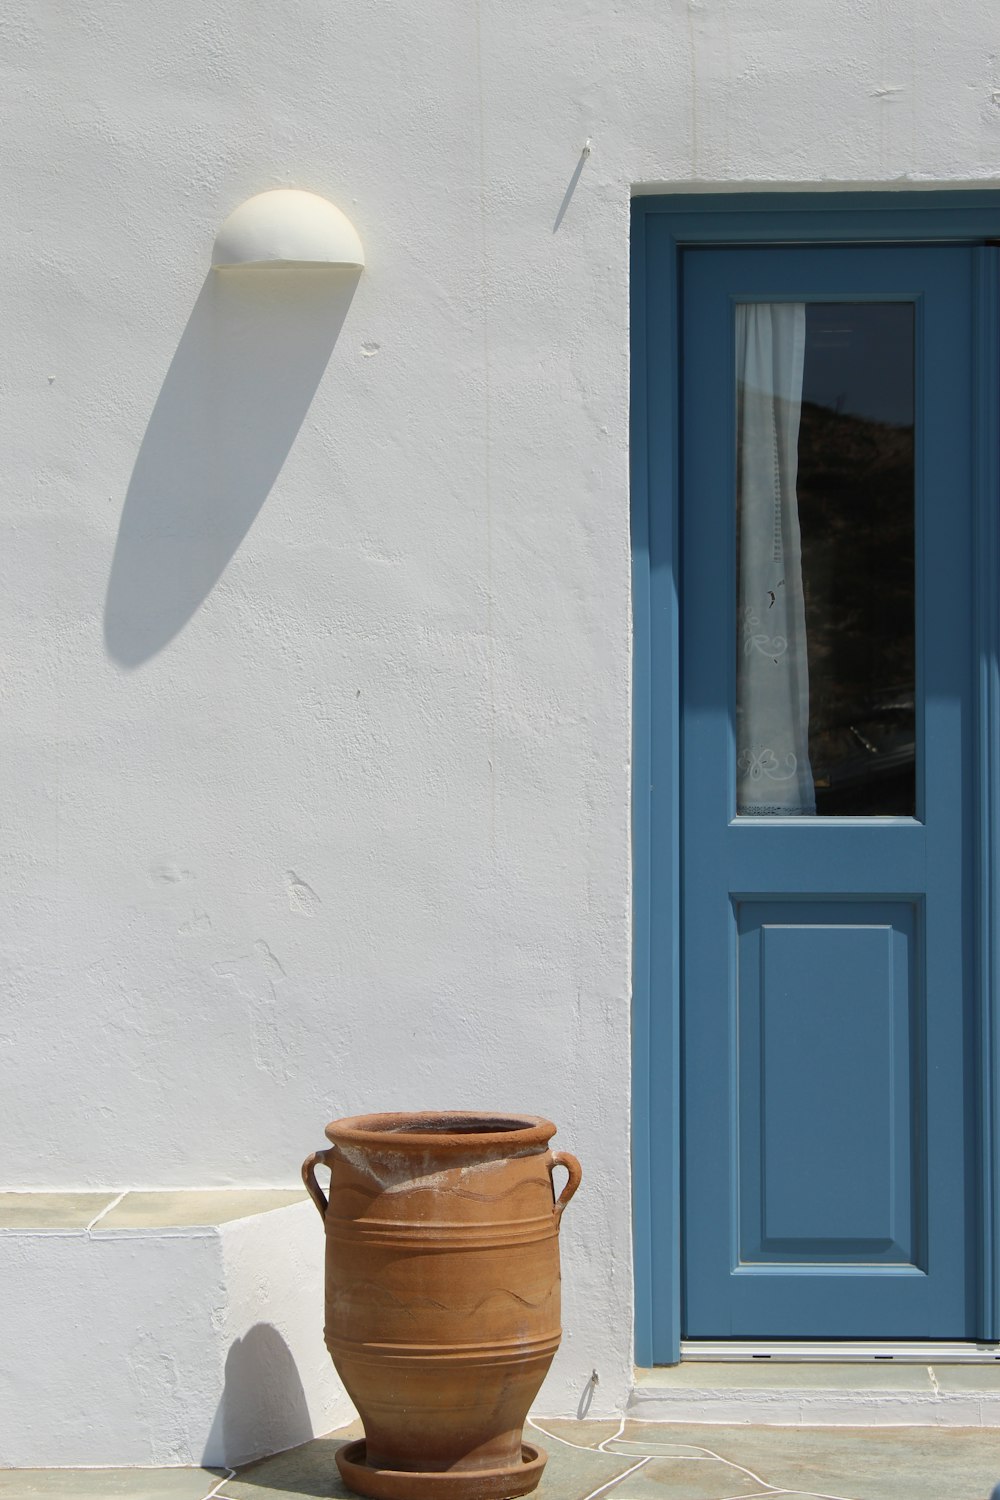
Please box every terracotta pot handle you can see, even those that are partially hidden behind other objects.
[301,1148,334,1220]
[549,1151,582,1220]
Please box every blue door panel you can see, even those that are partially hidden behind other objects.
[680,245,977,1339]
[736,902,919,1263]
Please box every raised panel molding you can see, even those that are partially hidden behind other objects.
[735,901,923,1269]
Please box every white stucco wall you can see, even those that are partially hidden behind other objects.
[0,1200,345,1468]
[5,0,1000,1423]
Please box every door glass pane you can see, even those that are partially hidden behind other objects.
[735,301,915,816]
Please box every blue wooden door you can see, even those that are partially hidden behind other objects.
[681,245,977,1338]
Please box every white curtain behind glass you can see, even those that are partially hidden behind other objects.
[735,303,816,815]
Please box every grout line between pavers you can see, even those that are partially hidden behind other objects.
[530,1419,822,1500]
[720,1492,791,1500]
[526,1422,657,1500]
[608,1431,861,1500]
[663,1438,865,1500]
[794,1491,862,1500]
[577,1454,652,1500]
[531,1420,799,1500]
[204,1425,863,1500]
[85,1191,127,1231]
[653,1437,785,1494]
[611,1451,717,1461]
[529,1416,624,1453]
[596,1416,627,1452]
[200,1469,236,1500]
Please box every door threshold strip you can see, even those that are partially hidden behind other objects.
[680,1339,1000,1363]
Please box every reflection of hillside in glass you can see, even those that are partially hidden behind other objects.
[797,396,915,815]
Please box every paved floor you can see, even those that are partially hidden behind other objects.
[3,1418,1000,1500]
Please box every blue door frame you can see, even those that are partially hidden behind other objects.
[631,192,1000,1365]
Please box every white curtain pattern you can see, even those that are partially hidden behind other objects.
[735,303,816,816]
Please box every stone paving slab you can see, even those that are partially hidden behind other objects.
[531,1419,623,1449]
[0,1470,224,1498]
[5,1419,1000,1500]
[219,1428,635,1500]
[621,1420,1000,1500]
[599,1454,772,1499]
[96,1190,308,1229]
[0,1192,117,1230]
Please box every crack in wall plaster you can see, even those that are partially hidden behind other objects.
[211,948,291,1081]
[149,864,194,885]
[179,912,213,935]
[253,939,285,979]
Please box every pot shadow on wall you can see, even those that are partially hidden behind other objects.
[104,267,360,668]
[203,1322,315,1471]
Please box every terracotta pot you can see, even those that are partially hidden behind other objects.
[301,1112,581,1500]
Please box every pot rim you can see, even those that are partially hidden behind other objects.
[325,1111,557,1151]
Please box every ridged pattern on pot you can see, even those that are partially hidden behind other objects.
[304,1113,581,1489]
[328,1169,560,1345]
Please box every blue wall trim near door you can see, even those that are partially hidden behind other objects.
[630,191,1000,1366]
[973,245,1000,1342]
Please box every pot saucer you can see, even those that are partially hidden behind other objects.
[335,1439,547,1500]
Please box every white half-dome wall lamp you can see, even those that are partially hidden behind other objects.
[212,189,365,270]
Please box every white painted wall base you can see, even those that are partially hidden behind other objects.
[630,1365,1000,1427]
[0,1192,352,1469]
